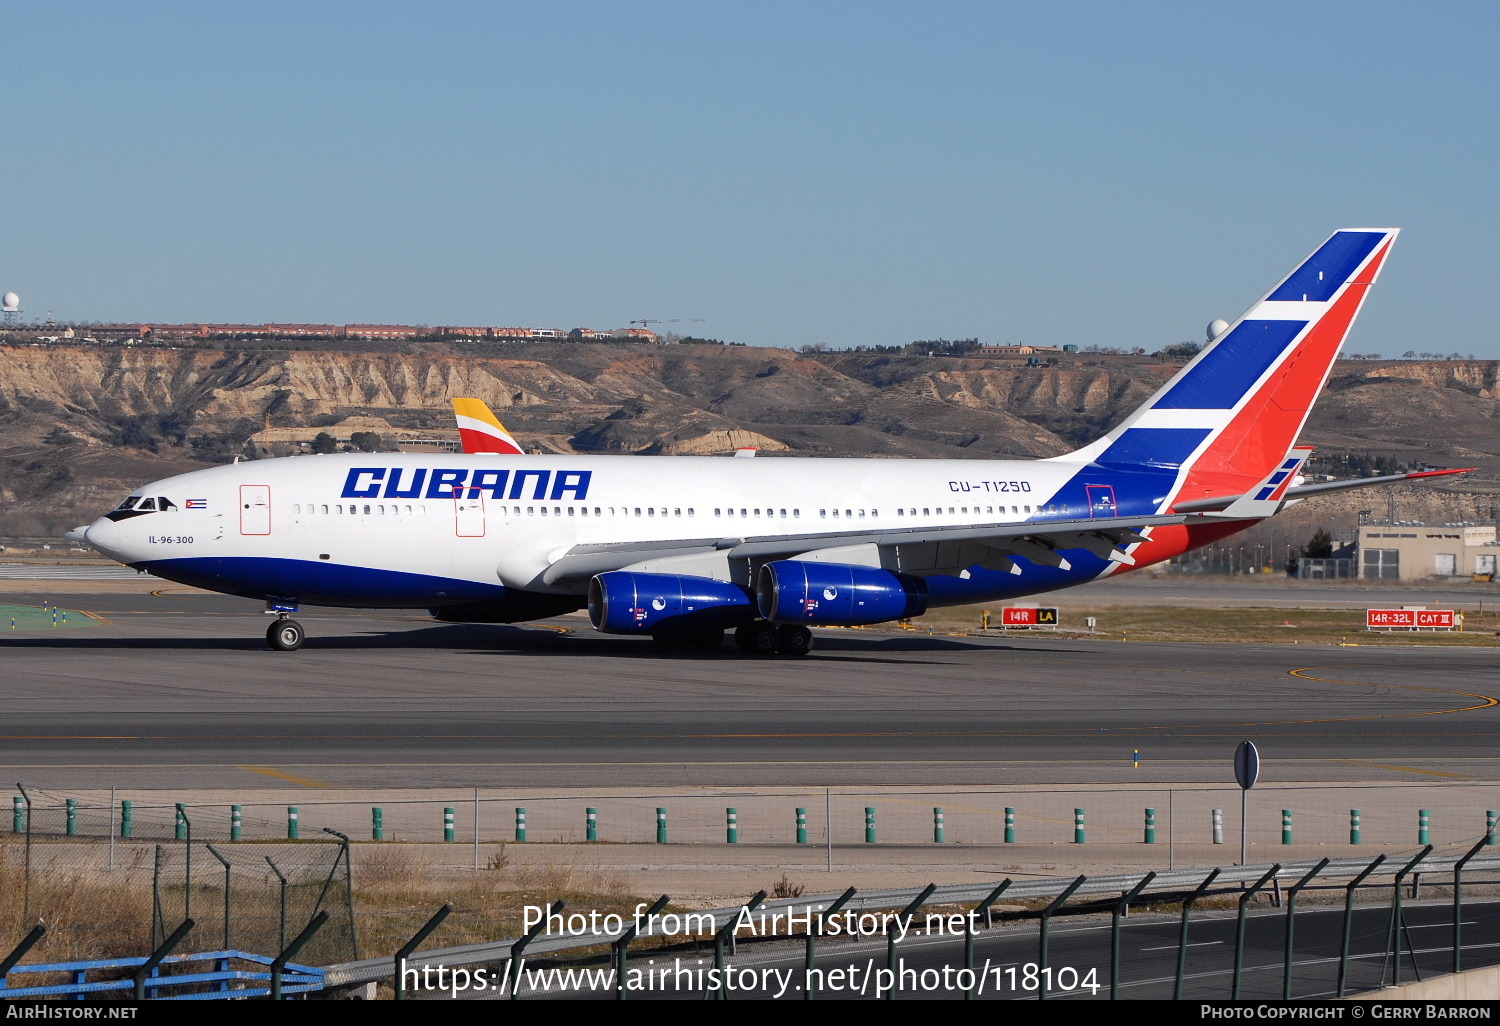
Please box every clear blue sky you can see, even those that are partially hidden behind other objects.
[6,1,1497,355]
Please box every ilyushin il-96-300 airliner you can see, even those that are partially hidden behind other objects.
[83,229,1470,655]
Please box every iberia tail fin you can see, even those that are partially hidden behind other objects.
[453,398,526,455]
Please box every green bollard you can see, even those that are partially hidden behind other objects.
[864,806,876,843]
[1144,808,1156,844]
[1350,809,1361,845]
[1004,807,1015,843]
[656,807,668,843]
[586,807,597,842]
[1488,810,1497,846]
[1418,809,1430,845]
[444,807,456,842]
[372,807,384,841]
[66,798,77,836]
[231,805,242,842]
[1281,809,1293,845]
[515,807,526,843]
[175,805,186,841]
[287,806,299,840]
[934,807,946,843]
[797,807,808,844]
[1213,808,1224,844]
[726,808,738,844]
[120,800,132,838]
[10,796,21,834]
[1074,807,1085,844]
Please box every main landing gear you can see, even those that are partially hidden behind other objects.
[264,602,305,651]
[734,621,813,658]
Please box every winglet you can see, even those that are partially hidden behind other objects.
[1209,445,1315,519]
[453,398,526,455]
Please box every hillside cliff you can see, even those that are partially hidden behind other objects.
[1,344,1494,537]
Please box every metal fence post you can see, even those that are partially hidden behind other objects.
[1232,864,1282,999]
[1350,809,1361,845]
[265,856,288,954]
[394,903,453,1001]
[1004,806,1014,843]
[1111,872,1156,1000]
[883,884,936,999]
[133,919,195,1000]
[1452,837,1488,974]
[504,899,557,1000]
[714,891,764,1001]
[0,926,46,982]
[615,895,668,1001]
[586,806,597,842]
[726,808,738,844]
[1283,857,1330,1000]
[1038,875,1086,1000]
[270,911,327,1001]
[1386,846,1432,988]
[1173,868,1221,1000]
[966,880,1012,1001]
[656,807,667,843]
[804,887,857,1001]
[206,844,232,951]
[1337,855,1387,998]
[933,807,945,844]
[864,807,875,843]
[1144,808,1156,844]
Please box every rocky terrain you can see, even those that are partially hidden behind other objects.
[1,342,1495,539]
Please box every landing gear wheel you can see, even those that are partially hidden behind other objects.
[735,622,780,656]
[775,624,813,657]
[267,618,305,651]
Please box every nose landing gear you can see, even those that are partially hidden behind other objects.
[264,601,305,651]
[266,617,305,651]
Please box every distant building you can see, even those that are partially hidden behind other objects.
[1358,522,1499,580]
[977,344,1063,357]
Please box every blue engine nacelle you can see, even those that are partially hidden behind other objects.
[588,572,756,635]
[756,561,928,626]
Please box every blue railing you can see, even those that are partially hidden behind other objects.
[0,949,323,999]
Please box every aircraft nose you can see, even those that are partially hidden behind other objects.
[83,518,134,564]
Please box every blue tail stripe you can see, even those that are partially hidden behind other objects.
[1267,231,1385,302]
[1153,320,1306,409]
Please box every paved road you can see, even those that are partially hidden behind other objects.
[1,588,1497,789]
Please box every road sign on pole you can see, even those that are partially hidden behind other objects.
[1235,742,1259,866]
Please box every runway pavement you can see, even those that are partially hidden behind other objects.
[1,586,1497,790]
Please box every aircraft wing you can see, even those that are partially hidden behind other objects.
[1172,467,1475,513]
[541,512,1201,585]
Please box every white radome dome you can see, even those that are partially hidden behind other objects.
[2,292,19,312]
[1206,318,1230,341]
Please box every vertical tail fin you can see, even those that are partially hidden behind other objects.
[1063,229,1398,509]
[453,398,526,455]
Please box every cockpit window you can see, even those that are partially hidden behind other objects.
[137,498,157,511]
[114,495,143,511]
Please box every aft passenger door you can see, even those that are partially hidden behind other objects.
[454,490,485,538]
[239,485,271,535]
